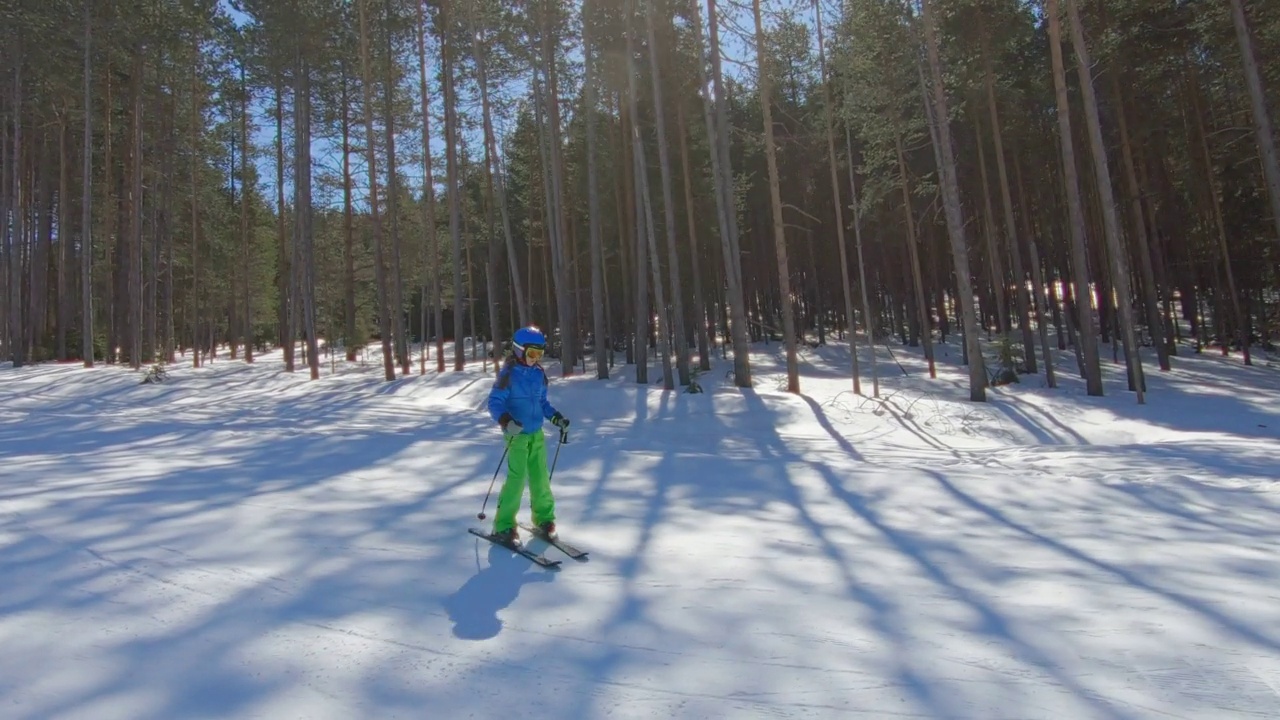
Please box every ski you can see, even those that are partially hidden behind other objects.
[519,523,589,560]
[468,528,561,568]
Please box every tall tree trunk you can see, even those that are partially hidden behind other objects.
[845,127,876,395]
[460,171,478,363]
[33,142,53,362]
[583,0,608,378]
[112,128,128,364]
[10,45,26,367]
[341,66,357,361]
[288,82,303,368]
[57,118,69,361]
[645,0,691,386]
[81,0,94,367]
[690,0,751,386]
[558,56,581,373]
[128,52,144,368]
[147,105,164,363]
[707,0,744,297]
[1138,153,1178,356]
[441,1,466,371]
[1065,0,1145,400]
[814,0,861,392]
[103,47,116,365]
[36,146,54,358]
[0,84,8,363]
[537,0,576,374]
[188,55,200,369]
[229,97,241,359]
[983,40,1039,375]
[614,97,634,366]
[384,0,409,375]
[1112,73,1169,371]
[1229,0,1280,252]
[147,116,160,361]
[466,4,527,327]
[358,0,394,381]
[1013,154,1057,387]
[677,103,712,372]
[415,0,444,372]
[809,228,825,345]
[275,80,292,371]
[483,151,503,373]
[894,132,936,379]
[974,114,1009,337]
[1190,69,1251,366]
[162,103,175,364]
[1047,0,1102,395]
[624,0,673,389]
[919,0,986,401]
[752,0,799,393]
[239,61,253,364]
[295,51,319,380]
[532,72,558,324]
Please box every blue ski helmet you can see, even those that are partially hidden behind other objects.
[512,326,547,359]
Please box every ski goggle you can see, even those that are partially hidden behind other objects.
[523,345,545,363]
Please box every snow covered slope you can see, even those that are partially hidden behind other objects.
[2,341,1278,719]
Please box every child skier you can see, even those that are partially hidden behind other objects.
[486,326,570,544]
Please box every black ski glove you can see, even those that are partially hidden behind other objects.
[499,412,522,437]
[551,413,570,430]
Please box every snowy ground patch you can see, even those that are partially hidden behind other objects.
[2,340,1279,719]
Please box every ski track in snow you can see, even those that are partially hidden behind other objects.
[2,340,1279,719]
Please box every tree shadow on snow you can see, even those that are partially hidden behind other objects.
[730,388,1149,720]
[0,368,527,719]
[926,469,1280,655]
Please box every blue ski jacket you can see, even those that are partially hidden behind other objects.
[488,358,560,434]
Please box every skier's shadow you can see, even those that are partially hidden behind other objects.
[444,542,558,640]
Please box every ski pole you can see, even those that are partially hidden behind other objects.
[548,427,568,483]
[476,442,510,521]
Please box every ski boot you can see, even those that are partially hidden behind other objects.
[491,527,520,546]
[536,521,557,540]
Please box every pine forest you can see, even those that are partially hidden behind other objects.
[2,0,1278,403]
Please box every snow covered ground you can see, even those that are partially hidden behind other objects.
[2,338,1278,719]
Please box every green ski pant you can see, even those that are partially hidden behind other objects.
[494,431,555,533]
